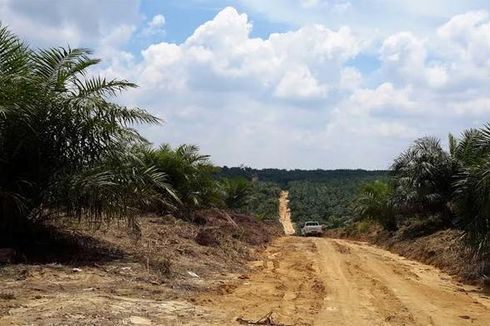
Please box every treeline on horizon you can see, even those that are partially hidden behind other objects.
[217,167,388,185]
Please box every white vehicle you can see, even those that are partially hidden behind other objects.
[301,221,323,236]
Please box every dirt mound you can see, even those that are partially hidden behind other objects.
[385,229,489,282]
[0,210,282,281]
[192,209,282,247]
[195,229,220,246]
[64,211,282,279]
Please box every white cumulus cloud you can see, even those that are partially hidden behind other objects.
[3,2,490,168]
[113,7,490,168]
[128,7,360,102]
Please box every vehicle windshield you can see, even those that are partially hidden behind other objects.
[305,222,319,226]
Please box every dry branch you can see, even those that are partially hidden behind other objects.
[236,312,290,326]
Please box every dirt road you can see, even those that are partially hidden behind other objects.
[199,236,490,325]
[278,191,295,235]
[2,235,489,325]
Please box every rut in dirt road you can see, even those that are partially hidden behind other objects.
[198,237,490,326]
[278,191,295,235]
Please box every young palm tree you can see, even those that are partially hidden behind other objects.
[142,144,222,217]
[353,180,395,230]
[220,177,253,211]
[452,126,490,252]
[391,137,456,221]
[0,24,168,239]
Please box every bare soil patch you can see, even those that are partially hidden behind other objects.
[195,237,490,325]
[0,212,282,325]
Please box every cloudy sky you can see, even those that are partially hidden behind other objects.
[1,0,490,169]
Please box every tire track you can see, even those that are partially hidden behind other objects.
[196,237,490,325]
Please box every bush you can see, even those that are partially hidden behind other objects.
[355,221,373,234]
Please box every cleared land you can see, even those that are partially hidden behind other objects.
[2,229,489,325]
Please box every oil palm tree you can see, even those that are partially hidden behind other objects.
[220,177,253,211]
[0,24,168,239]
[142,144,222,217]
[353,180,395,230]
[452,126,490,252]
[391,137,456,221]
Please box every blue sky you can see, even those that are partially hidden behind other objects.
[1,0,490,169]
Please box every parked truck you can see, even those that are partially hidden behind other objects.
[300,221,323,236]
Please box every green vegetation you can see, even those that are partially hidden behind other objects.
[0,24,163,240]
[391,137,455,223]
[219,167,388,227]
[352,128,490,253]
[142,144,222,217]
[288,179,373,228]
[451,127,490,251]
[219,167,387,186]
[0,25,276,244]
[220,177,253,211]
[353,180,395,230]
[243,182,282,220]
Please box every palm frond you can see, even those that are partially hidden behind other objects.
[0,23,30,76]
[31,47,93,89]
[476,123,490,153]
[73,76,137,98]
[448,133,458,157]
